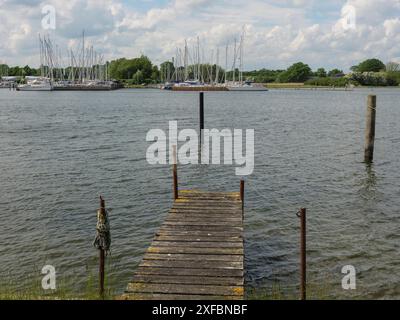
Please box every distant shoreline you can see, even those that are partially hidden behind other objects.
[265,83,400,90]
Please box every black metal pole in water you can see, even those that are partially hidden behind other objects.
[199,92,204,147]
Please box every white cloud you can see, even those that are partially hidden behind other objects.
[0,0,400,71]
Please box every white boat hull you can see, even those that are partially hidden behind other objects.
[227,86,268,91]
[17,85,53,91]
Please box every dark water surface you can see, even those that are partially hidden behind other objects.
[0,88,399,299]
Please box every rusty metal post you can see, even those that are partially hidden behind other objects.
[299,208,306,300]
[172,145,178,200]
[240,180,245,217]
[364,95,376,163]
[99,196,105,298]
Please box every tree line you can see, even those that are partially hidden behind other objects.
[2,57,400,87]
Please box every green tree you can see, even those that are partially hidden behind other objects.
[132,70,144,84]
[151,65,160,83]
[160,61,175,82]
[108,55,154,83]
[328,69,344,77]
[352,59,386,72]
[242,69,283,83]
[315,68,327,78]
[0,64,9,76]
[277,62,312,83]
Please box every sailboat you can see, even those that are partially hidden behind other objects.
[225,29,268,92]
[17,76,53,91]
[226,80,268,91]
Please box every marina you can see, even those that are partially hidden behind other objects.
[13,33,120,91]
[160,29,268,92]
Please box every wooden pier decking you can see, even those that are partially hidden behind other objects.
[121,189,244,300]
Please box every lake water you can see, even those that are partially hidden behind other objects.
[0,88,399,299]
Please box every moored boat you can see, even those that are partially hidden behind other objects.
[225,80,268,91]
[17,77,53,91]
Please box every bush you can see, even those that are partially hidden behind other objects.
[348,72,398,87]
[305,77,349,87]
[385,71,400,86]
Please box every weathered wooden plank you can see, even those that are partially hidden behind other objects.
[174,199,241,208]
[126,283,244,296]
[169,208,242,216]
[151,241,243,248]
[164,221,242,227]
[171,205,241,209]
[131,274,244,286]
[172,204,242,210]
[180,191,240,196]
[166,216,242,223]
[139,259,243,270]
[147,246,243,255]
[157,229,242,235]
[180,194,240,199]
[154,234,242,242]
[156,232,242,239]
[159,225,243,232]
[119,293,242,300]
[134,266,244,278]
[163,218,243,222]
[161,222,243,228]
[177,195,240,200]
[143,253,243,262]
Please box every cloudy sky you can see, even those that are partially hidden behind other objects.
[1,0,400,71]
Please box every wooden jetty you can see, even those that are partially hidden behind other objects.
[121,186,245,300]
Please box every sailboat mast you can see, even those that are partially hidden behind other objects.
[82,30,85,82]
[233,38,237,83]
[225,44,228,83]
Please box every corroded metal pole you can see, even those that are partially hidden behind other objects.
[240,180,245,218]
[99,196,105,297]
[172,145,178,200]
[364,95,377,163]
[299,208,306,300]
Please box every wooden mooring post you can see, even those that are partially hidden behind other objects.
[298,208,306,300]
[364,95,377,163]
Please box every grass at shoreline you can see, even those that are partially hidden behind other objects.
[0,267,117,300]
[247,282,332,300]
[265,83,350,89]
[265,82,400,89]
[1,281,331,300]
